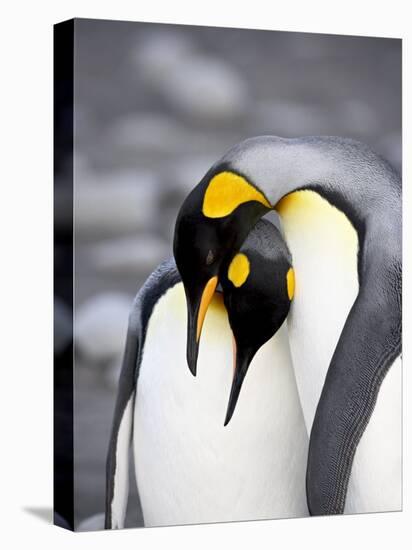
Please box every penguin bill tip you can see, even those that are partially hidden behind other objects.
[186,337,199,377]
[223,385,240,426]
[223,408,234,427]
[186,352,198,377]
[223,361,248,427]
[187,358,197,377]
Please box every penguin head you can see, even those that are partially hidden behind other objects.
[220,219,294,426]
[173,167,271,375]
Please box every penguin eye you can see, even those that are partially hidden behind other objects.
[206,250,215,266]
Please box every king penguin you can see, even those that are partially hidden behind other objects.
[106,220,309,529]
[173,135,402,516]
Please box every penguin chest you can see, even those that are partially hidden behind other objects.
[133,283,309,527]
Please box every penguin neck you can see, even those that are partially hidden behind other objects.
[276,189,360,431]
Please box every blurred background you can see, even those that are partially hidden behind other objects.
[54,18,401,530]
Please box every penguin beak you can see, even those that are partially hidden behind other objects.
[224,340,254,426]
[186,275,218,376]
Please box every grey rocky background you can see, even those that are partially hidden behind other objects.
[64,18,401,529]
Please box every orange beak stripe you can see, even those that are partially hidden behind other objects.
[196,276,218,342]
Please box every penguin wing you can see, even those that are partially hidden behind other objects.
[105,258,181,529]
[105,306,140,529]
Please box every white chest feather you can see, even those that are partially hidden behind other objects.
[133,284,309,527]
[277,190,401,513]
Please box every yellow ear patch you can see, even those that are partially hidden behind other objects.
[286,267,295,300]
[228,253,250,288]
[202,171,271,218]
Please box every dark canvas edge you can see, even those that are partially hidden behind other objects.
[53,18,75,532]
